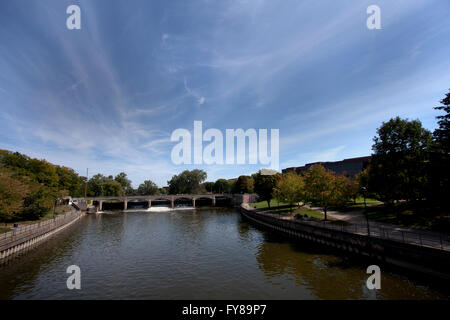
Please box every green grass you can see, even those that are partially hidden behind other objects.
[252,199,289,209]
[347,197,382,209]
[0,227,11,234]
[251,199,350,225]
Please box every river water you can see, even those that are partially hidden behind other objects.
[0,208,447,300]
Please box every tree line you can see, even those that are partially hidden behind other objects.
[0,151,163,221]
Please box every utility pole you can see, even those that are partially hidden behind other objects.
[361,187,370,237]
[84,168,88,200]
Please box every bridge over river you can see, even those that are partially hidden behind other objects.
[83,194,238,211]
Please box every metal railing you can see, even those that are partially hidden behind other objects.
[254,211,450,251]
[0,210,81,251]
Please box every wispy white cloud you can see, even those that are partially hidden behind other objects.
[184,77,206,105]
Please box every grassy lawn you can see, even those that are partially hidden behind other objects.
[348,197,382,208]
[252,199,290,209]
[331,197,382,212]
[250,200,350,225]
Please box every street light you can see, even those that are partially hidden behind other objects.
[361,187,370,237]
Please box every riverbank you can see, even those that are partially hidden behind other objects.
[240,204,450,282]
[0,207,84,262]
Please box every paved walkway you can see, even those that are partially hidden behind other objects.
[303,205,450,250]
[250,203,450,251]
[308,205,448,238]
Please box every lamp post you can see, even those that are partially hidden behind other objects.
[361,187,370,237]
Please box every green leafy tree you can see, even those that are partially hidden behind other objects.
[369,117,432,204]
[203,182,215,193]
[137,180,159,195]
[214,179,231,193]
[88,174,107,197]
[167,169,207,194]
[233,175,254,194]
[433,89,450,154]
[429,90,450,207]
[304,165,349,220]
[115,172,134,195]
[253,171,281,209]
[345,175,360,204]
[27,158,60,188]
[273,172,305,213]
[0,168,30,221]
[56,166,85,197]
[20,188,54,221]
[304,165,334,220]
[102,180,124,197]
[159,187,168,194]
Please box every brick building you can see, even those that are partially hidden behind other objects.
[282,156,371,177]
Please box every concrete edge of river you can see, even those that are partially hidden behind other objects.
[0,209,84,263]
[240,203,450,282]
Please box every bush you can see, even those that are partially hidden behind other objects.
[20,189,54,220]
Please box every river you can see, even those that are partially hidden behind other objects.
[0,208,447,299]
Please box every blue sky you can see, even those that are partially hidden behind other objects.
[0,0,449,187]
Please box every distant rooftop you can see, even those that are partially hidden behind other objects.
[282,156,371,177]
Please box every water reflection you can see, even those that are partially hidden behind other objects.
[252,226,446,300]
[0,209,447,300]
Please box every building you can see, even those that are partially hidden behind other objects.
[282,156,371,177]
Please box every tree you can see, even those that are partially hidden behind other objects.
[369,117,432,204]
[88,174,107,197]
[233,175,254,194]
[304,165,349,220]
[0,168,29,221]
[56,166,85,197]
[345,175,360,204]
[137,180,159,195]
[159,187,168,194]
[115,172,134,195]
[273,172,305,213]
[20,188,54,221]
[214,179,231,193]
[253,170,281,209]
[27,158,60,188]
[167,169,207,194]
[429,89,450,207]
[433,89,450,154]
[203,182,215,193]
[102,180,124,197]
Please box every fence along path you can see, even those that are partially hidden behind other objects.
[0,209,82,252]
[253,209,450,251]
